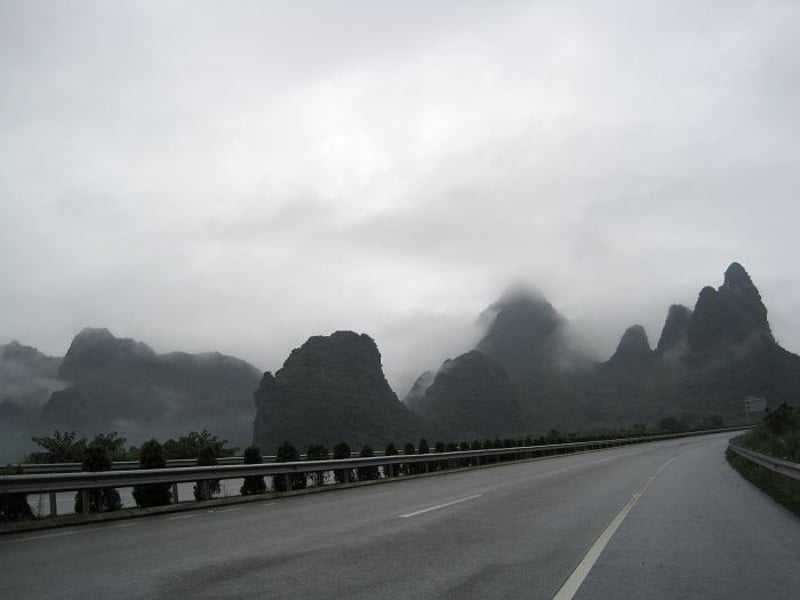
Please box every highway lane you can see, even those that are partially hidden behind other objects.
[573,432,800,599]
[2,432,797,599]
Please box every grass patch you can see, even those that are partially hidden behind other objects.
[735,428,800,462]
[726,448,800,516]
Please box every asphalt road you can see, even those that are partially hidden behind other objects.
[2,433,798,599]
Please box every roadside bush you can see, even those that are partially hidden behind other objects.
[74,445,122,513]
[402,442,417,475]
[333,441,352,484]
[240,445,267,495]
[384,442,398,477]
[274,441,305,491]
[764,403,797,435]
[132,439,171,508]
[727,449,800,516]
[193,446,221,501]
[357,444,380,481]
[306,444,330,486]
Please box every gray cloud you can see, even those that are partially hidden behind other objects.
[1,0,799,395]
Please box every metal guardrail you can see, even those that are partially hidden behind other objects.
[727,438,800,482]
[2,427,747,516]
[16,452,387,474]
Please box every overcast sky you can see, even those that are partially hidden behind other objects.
[1,0,799,396]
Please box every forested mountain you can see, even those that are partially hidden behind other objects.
[408,350,523,440]
[0,342,62,461]
[5,262,799,462]
[39,328,262,449]
[0,329,262,461]
[406,263,800,436]
[253,331,428,452]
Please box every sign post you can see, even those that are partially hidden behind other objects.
[744,396,767,423]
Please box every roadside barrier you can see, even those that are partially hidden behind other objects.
[2,427,747,516]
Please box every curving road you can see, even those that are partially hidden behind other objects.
[2,432,798,599]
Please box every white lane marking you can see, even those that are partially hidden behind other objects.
[109,522,136,528]
[216,507,244,514]
[552,454,681,600]
[399,494,483,519]
[165,513,198,521]
[262,502,275,507]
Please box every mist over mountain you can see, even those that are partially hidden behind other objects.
[473,287,592,431]
[253,331,427,452]
[0,328,262,462]
[43,328,262,448]
[0,342,63,461]
[5,262,799,462]
[405,262,800,437]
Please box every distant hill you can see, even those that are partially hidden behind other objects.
[408,350,523,440]
[21,328,262,457]
[628,262,800,425]
[5,262,799,461]
[253,331,428,452]
[406,263,800,437]
[473,287,593,431]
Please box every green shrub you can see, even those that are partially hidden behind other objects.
[193,446,221,501]
[727,449,800,515]
[384,442,398,477]
[357,444,380,481]
[132,440,171,507]
[240,445,267,495]
[306,444,330,486]
[274,441,305,491]
[333,441,352,484]
[74,445,122,513]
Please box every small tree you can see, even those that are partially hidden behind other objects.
[163,430,237,459]
[28,430,87,463]
[357,444,380,481]
[433,442,446,471]
[333,441,352,484]
[89,432,130,461]
[193,446,221,501]
[240,445,267,495]
[418,438,430,454]
[471,439,483,465]
[401,442,417,474]
[384,442,398,477]
[74,446,122,513]
[132,439,171,507]
[274,441,305,491]
[764,403,797,435]
[458,441,470,467]
[306,444,330,486]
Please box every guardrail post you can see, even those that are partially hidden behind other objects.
[81,490,90,514]
[202,480,210,501]
[49,492,57,517]
[286,473,293,492]
[172,482,179,502]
